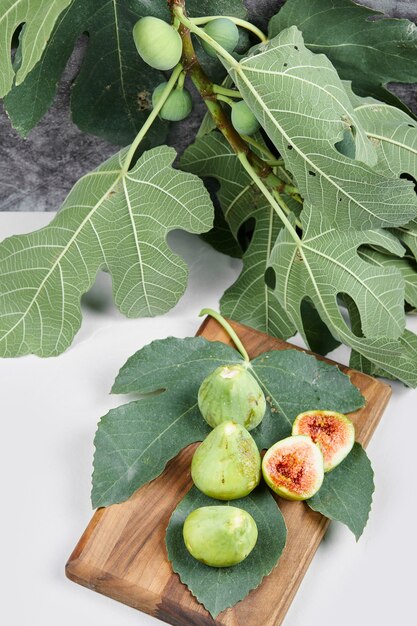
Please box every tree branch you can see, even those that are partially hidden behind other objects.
[168,0,301,200]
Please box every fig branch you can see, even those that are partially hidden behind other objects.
[168,0,302,205]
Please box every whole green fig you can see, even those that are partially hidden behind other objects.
[201,18,239,58]
[231,101,260,136]
[183,505,258,567]
[191,421,261,500]
[198,364,266,430]
[133,17,182,71]
[152,83,193,121]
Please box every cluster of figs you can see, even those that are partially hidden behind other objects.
[133,16,261,134]
[181,363,356,568]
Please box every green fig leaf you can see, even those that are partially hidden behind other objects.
[249,348,364,449]
[267,204,417,387]
[166,484,287,618]
[181,131,296,339]
[349,330,417,383]
[347,292,417,383]
[0,0,71,98]
[224,27,417,229]
[308,443,374,540]
[300,299,341,356]
[200,203,243,259]
[0,146,213,357]
[3,0,246,145]
[394,222,417,265]
[92,335,364,507]
[359,248,417,309]
[348,90,417,180]
[92,337,241,507]
[342,290,417,384]
[270,0,417,116]
[182,132,340,355]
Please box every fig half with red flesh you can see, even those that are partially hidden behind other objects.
[292,410,355,472]
[262,435,324,501]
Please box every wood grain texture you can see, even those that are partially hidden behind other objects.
[66,317,392,626]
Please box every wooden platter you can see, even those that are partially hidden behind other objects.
[66,317,391,625]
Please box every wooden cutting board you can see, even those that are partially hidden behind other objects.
[66,317,391,626]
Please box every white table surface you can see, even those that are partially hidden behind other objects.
[1,212,416,626]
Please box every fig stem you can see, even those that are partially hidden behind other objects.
[212,84,242,98]
[272,190,303,229]
[216,94,235,106]
[177,69,186,90]
[189,15,268,43]
[238,153,302,244]
[199,308,250,362]
[122,64,183,172]
[240,135,277,161]
[174,7,238,67]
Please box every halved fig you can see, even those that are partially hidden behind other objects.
[262,435,324,500]
[292,410,355,472]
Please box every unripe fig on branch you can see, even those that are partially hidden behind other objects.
[231,100,261,136]
[152,82,193,121]
[201,18,239,58]
[133,17,182,70]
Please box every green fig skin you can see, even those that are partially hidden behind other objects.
[183,505,258,567]
[133,17,182,71]
[262,435,324,500]
[231,101,261,136]
[152,83,193,121]
[198,364,266,430]
[292,410,355,472]
[191,421,261,500]
[201,18,239,58]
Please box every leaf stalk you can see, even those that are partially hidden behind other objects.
[122,64,183,173]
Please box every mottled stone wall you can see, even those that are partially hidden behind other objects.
[0,0,415,212]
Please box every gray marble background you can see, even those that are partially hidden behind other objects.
[0,0,416,212]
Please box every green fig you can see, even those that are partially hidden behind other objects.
[201,18,239,58]
[133,17,182,71]
[262,435,324,500]
[183,505,258,567]
[231,101,260,136]
[152,83,193,121]
[191,421,261,500]
[292,410,355,472]
[198,364,266,430]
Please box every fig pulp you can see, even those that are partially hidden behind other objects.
[183,505,258,567]
[191,421,261,500]
[292,410,355,472]
[198,364,266,430]
[133,17,182,71]
[262,435,324,500]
